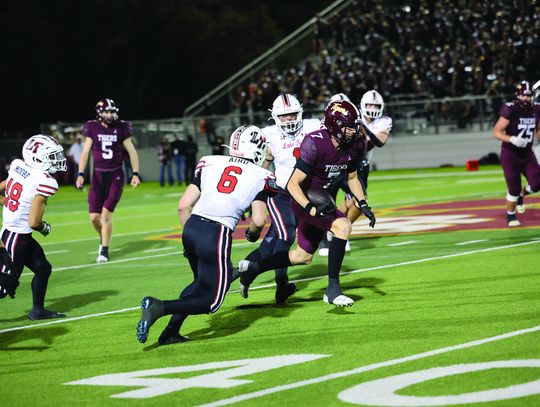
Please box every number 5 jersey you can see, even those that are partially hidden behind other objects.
[82,119,132,171]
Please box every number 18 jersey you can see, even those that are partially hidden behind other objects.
[2,159,58,234]
[191,155,276,230]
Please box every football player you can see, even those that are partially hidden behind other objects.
[492,81,540,226]
[136,125,277,345]
[235,101,376,307]
[241,94,322,303]
[319,91,392,256]
[0,135,67,319]
[76,99,141,262]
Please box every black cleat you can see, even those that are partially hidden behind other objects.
[137,296,164,343]
[158,328,189,346]
[28,307,66,320]
[275,283,297,304]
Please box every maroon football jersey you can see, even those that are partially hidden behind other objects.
[298,128,366,192]
[82,120,132,171]
[499,102,540,154]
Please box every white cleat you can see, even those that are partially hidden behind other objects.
[323,294,354,307]
[516,204,525,214]
[237,260,250,273]
[96,254,109,263]
[507,219,521,227]
[345,240,351,252]
[318,247,329,256]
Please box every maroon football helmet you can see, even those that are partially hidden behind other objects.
[95,98,119,124]
[324,100,360,147]
[515,81,533,107]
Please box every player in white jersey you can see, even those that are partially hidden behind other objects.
[0,135,67,319]
[137,125,277,345]
[320,91,392,255]
[240,94,321,303]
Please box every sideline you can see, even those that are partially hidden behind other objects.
[3,239,538,334]
[196,324,540,407]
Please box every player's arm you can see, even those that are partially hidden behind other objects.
[0,179,5,206]
[123,138,141,187]
[492,116,511,142]
[76,137,93,189]
[28,195,52,236]
[177,184,200,225]
[286,167,320,217]
[347,170,376,228]
[245,200,267,242]
[262,148,274,169]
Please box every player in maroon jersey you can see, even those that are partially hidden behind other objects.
[492,81,540,226]
[76,99,141,262]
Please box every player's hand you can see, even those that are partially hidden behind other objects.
[39,221,52,237]
[306,201,336,217]
[509,136,527,148]
[76,175,85,189]
[131,173,141,188]
[245,228,260,242]
[0,273,19,299]
[355,200,376,228]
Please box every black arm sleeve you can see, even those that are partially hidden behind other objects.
[191,169,202,189]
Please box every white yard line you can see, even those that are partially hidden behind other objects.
[47,250,70,254]
[456,239,489,246]
[196,324,540,407]
[368,170,501,181]
[5,239,538,334]
[387,240,418,247]
[143,247,177,253]
[41,227,178,246]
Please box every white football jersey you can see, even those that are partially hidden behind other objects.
[2,159,58,234]
[191,155,275,230]
[263,118,322,188]
[361,115,392,161]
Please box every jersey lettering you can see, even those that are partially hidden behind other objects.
[217,166,243,194]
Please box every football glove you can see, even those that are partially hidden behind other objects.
[39,221,51,237]
[509,136,527,148]
[305,201,337,217]
[354,199,376,228]
[245,228,260,243]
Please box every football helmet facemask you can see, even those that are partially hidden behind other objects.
[270,94,303,136]
[324,101,360,148]
[227,125,268,167]
[95,98,119,124]
[22,134,67,174]
[360,90,384,119]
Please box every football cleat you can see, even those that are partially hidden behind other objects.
[158,328,189,346]
[318,238,330,257]
[97,245,109,263]
[516,195,525,213]
[275,282,297,304]
[345,240,351,252]
[323,286,354,307]
[136,296,164,343]
[28,307,66,320]
[507,213,521,227]
[237,260,251,273]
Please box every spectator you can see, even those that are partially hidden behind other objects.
[184,135,198,184]
[170,134,186,185]
[156,136,174,187]
[67,134,84,186]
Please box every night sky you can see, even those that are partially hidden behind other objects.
[0,0,331,135]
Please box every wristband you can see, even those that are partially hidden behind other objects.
[132,172,139,177]
[357,199,367,207]
[78,172,84,177]
[304,202,315,213]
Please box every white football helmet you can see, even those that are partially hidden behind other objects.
[227,125,268,167]
[327,93,351,107]
[360,90,384,119]
[22,134,67,174]
[270,94,303,135]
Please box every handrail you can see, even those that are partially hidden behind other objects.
[183,0,355,117]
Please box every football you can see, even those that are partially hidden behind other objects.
[306,188,336,208]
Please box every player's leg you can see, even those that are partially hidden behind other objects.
[88,171,106,256]
[98,169,125,262]
[500,149,522,226]
[25,237,66,320]
[324,216,354,307]
[519,151,540,214]
[266,192,298,303]
[1,230,24,299]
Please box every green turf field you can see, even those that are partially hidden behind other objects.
[1,165,539,406]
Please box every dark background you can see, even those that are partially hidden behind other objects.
[0,0,331,135]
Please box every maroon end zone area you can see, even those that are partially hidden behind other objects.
[396,196,540,232]
[158,197,540,240]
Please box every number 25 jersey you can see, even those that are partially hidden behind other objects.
[191,155,276,230]
[2,159,58,234]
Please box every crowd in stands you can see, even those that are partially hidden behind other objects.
[232,0,539,115]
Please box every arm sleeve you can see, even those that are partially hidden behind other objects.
[36,176,59,198]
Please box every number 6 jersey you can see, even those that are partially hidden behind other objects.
[82,119,132,171]
[2,159,58,234]
[191,155,277,230]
